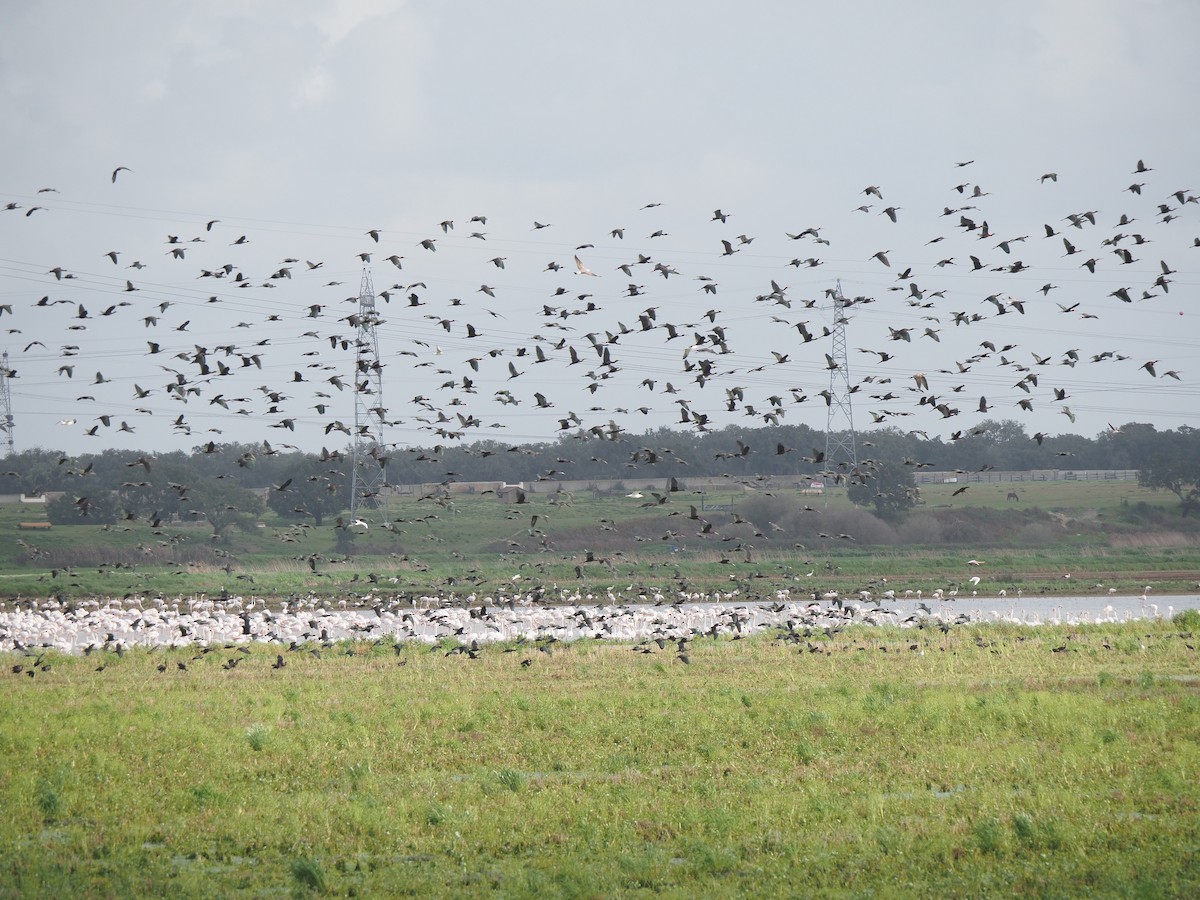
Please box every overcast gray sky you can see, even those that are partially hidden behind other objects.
[2,0,1197,458]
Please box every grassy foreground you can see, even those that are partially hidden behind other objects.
[2,621,1199,897]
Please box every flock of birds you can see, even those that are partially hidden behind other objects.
[3,157,1193,469]
[1,156,1196,620]
[1,585,1184,668]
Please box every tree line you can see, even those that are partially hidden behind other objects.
[2,419,1197,528]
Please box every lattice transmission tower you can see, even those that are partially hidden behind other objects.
[0,351,14,455]
[349,269,390,524]
[822,281,859,487]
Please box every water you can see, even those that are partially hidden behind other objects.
[865,594,1195,625]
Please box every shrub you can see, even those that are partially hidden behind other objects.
[1016,523,1057,546]
[36,777,62,821]
[497,768,525,792]
[1011,813,1035,845]
[895,512,944,544]
[1173,608,1200,630]
[290,857,327,893]
[245,723,271,752]
[972,817,1004,854]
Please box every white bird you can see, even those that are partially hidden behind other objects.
[574,255,598,276]
[352,518,369,530]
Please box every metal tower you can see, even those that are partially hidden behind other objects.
[349,270,389,524]
[822,281,858,484]
[0,351,14,455]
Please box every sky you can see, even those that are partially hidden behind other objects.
[1,0,1198,461]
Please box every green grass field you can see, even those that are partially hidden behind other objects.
[2,620,1198,897]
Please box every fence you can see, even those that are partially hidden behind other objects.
[913,469,1139,485]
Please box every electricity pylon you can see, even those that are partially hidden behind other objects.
[0,351,14,455]
[823,281,858,487]
[349,270,389,524]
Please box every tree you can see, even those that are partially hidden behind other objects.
[0,447,71,495]
[846,459,918,520]
[185,478,265,541]
[46,491,118,525]
[112,457,200,523]
[1102,422,1158,471]
[264,456,349,526]
[333,523,358,555]
[1137,426,1200,516]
